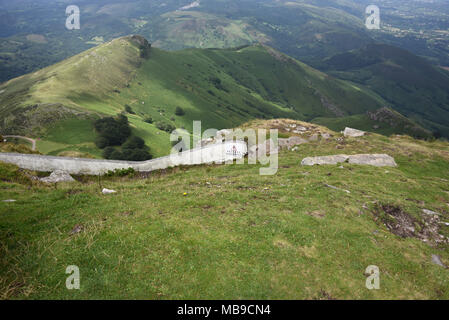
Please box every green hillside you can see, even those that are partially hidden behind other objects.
[323,44,449,137]
[313,107,433,140]
[1,121,449,299]
[1,35,393,158]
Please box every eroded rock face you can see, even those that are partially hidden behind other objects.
[343,127,366,137]
[301,154,397,167]
[40,170,75,183]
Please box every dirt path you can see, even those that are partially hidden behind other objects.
[3,135,37,151]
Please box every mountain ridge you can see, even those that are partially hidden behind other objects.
[0,35,434,158]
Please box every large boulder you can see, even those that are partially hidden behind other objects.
[40,170,75,183]
[301,155,350,166]
[348,154,397,167]
[301,154,397,167]
[343,127,366,137]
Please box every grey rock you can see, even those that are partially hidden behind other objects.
[301,154,397,167]
[343,127,366,137]
[431,254,446,268]
[248,139,278,159]
[347,154,397,167]
[279,136,308,150]
[40,170,75,183]
[70,224,84,235]
[301,155,349,166]
[2,199,16,203]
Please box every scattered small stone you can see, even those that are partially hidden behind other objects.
[324,184,350,194]
[102,188,117,194]
[69,224,84,235]
[431,254,447,268]
[422,209,441,216]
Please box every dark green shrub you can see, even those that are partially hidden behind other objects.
[104,167,136,177]
[144,116,153,124]
[95,136,109,149]
[124,105,135,114]
[102,146,115,159]
[175,106,185,116]
[156,122,176,133]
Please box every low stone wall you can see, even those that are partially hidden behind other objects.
[0,141,247,175]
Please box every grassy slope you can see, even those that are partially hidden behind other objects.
[313,110,433,140]
[1,37,387,158]
[324,44,449,137]
[1,123,449,299]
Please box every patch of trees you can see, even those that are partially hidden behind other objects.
[94,114,131,148]
[94,114,152,161]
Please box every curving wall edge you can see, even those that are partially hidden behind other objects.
[0,141,248,175]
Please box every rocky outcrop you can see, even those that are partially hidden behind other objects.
[248,139,278,159]
[278,136,308,150]
[301,154,397,167]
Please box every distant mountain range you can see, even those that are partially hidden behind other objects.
[0,35,435,158]
[1,0,448,83]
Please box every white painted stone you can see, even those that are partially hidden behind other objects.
[102,188,117,194]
